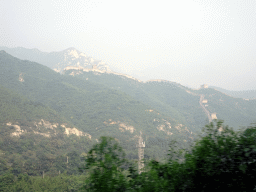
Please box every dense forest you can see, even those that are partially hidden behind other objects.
[1,120,256,191]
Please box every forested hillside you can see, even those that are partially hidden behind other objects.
[1,50,256,191]
[0,51,195,179]
[195,88,256,129]
[3,46,255,130]
[64,68,256,131]
[0,75,92,177]
[1,121,256,191]
[63,70,208,133]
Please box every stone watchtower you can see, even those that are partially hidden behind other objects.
[211,113,217,120]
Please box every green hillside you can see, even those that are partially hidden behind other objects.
[0,84,91,177]
[3,49,255,181]
[0,51,194,169]
[64,69,256,131]
[195,88,256,129]
[2,46,255,131]
[0,84,65,123]
[63,70,210,132]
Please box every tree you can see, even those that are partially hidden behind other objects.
[171,120,256,191]
[0,171,15,191]
[81,136,128,192]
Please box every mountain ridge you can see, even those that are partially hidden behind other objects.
[63,67,256,130]
[3,46,256,96]
[1,47,256,178]
[0,46,110,73]
[1,47,256,131]
[209,86,256,100]
[0,50,194,160]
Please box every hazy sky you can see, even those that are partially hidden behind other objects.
[1,0,256,90]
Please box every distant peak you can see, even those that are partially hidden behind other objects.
[0,50,6,54]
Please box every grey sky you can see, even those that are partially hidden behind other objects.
[1,0,256,90]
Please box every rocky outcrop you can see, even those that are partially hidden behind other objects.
[104,119,135,133]
[6,119,91,139]
[53,48,110,73]
[61,124,92,139]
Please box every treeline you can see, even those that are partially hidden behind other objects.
[1,120,256,191]
[81,120,256,191]
[0,173,86,191]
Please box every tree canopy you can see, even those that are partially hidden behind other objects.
[80,120,256,192]
[82,136,128,192]
[1,120,256,191]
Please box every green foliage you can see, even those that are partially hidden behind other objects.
[0,172,86,192]
[2,50,256,191]
[71,70,256,132]
[0,85,62,123]
[0,171,15,191]
[2,121,256,191]
[82,136,128,192]
[80,121,256,191]
[0,50,194,164]
[70,71,207,132]
[196,88,256,130]
[0,122,91,177]
[165,120,256,191]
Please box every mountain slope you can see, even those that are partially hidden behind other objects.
[0,84,63,123]
[63,69,212,132]
[0,46,208,131]
[63,68,256,131]
[0,46,110,72]
[1,47,256,177]
[2,46,255,131]
[0,81,91,176]
[210,86,256,99]
[0,50,194,164]
[195,87,256,129]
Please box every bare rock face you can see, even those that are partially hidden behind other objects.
[50,47,110,73]
[6,120,91,140]
[61,124,92,139]
[104,119,135,134]
[0,46,111,73]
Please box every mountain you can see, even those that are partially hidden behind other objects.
[64,69,208,133]
[0,81,91,176]
[0,50,93,176]
[63,67,256,131]
[0,50,196,176]
[0,46,110,73]
[194,87,256,129]
[209,86,256,100]
[0,46,150,84]
[1,46,256,131]
[1,47,256,178]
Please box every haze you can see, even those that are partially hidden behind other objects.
[1,0,256,91]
